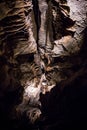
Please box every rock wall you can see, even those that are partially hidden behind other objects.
[0,0,87,129]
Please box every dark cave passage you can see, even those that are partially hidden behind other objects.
[0,0,87,130]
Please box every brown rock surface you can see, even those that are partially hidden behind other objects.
[0,0,87,129]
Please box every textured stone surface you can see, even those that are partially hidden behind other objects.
[0,0,87,129]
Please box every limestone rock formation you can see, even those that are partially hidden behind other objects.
[0,0,87,129]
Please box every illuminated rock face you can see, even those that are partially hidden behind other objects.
[0,0,87,129]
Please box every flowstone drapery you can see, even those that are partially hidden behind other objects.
[0,0,87,129]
